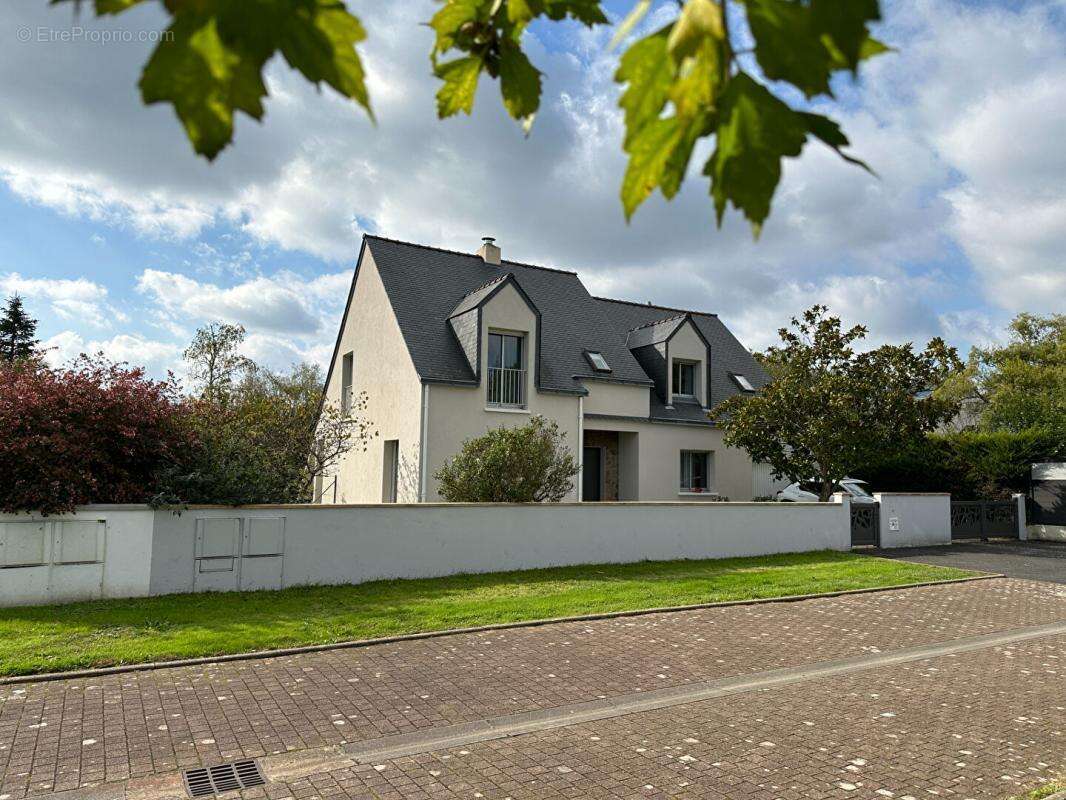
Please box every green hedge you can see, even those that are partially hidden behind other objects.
[856,427,1066,500]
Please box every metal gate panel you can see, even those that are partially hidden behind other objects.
[951,501,1017,540]
[851,503,880,547]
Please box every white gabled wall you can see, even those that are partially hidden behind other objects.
[424,282,582,501]
[322,249,424,503]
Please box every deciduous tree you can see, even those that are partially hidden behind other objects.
[156,358,376,505]
[49,0,886,235]
[0,355,191,514]
[941,313,1066,434]
[182,321,252,404]
[712,306,962,501]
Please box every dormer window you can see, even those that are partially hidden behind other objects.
[731,373,755,392]
[487,331,525,407]
[672,360,697,400]
[584,350,611,373]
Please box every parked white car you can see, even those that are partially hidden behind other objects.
[776,478,877,504]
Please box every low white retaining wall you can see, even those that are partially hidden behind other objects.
[1029,524,1066,542]
[873,493,951,548]
[1,501,850,607]
[0,506,154,605]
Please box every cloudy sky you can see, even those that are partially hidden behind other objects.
[1,0,1063,381]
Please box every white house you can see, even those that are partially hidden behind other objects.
[316,235,772,503]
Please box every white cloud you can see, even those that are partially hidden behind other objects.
[869,0,1066,315]
[1,0,1063,362]
[136,267,351,334]
[0,272,124,328]
[1,166,215,241]
[43,330,184,378]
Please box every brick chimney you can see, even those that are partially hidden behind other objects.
[477,236,501,265]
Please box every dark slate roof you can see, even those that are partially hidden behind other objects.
[449,274,514,318]
[356,236,769,418]
[364,236,652,394]
[625,314,687,349]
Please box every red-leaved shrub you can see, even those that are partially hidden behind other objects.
[0,355,192,514]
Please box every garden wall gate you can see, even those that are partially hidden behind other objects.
[950,500,1017,540]
[850,503,880,547]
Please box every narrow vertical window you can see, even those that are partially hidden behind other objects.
[487,332,526,406]
[382,440,399,503]
[672,360,696,399]
[341,351,354,413]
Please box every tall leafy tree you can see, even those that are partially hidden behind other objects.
[48,0,886,235]
[712,306,962,501]
[182,321,252,403]
[158,356,377,505]
[947,313,1066,434]
[0,295,40,362]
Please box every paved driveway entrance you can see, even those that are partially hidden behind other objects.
[2,577,1065,800]
[876,540,1066,584]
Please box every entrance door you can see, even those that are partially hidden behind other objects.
[583,446,603,501]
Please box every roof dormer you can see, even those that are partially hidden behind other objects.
[626,313,711,408]
[447,273,541,401]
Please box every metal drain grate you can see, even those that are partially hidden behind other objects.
[183,759,266,797]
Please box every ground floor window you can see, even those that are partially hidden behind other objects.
[680,450,712,492]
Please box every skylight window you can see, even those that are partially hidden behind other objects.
[732,373,755,392]
[585,351,611,372]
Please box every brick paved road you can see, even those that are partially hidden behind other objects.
[2,577,1065,800]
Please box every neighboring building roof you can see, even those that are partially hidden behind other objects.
[355,235,770,418]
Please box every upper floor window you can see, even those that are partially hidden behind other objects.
[672,359,697,399]
[731,373,755,392]
[584,350,611,373]
[487,332,525,406]
[341,351,354,413]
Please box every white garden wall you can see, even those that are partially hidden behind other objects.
[0,506,154,605]
[873,493,951,548]
[1,501,850,607]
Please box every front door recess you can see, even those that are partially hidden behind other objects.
[583,446,603,502]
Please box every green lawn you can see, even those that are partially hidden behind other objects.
[1013,780,1065,800]
[0,551,976,677]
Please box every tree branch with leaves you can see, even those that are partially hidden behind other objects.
[51,0,887,234]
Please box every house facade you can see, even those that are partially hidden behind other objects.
[316,235,772,504]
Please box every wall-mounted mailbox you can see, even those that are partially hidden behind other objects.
[0,522,48,568]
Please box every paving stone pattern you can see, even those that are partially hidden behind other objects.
[1,578,1065,799]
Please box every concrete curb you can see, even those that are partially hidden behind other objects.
[0,572,1002,686]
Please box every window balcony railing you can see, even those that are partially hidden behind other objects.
[487,367,526,407]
